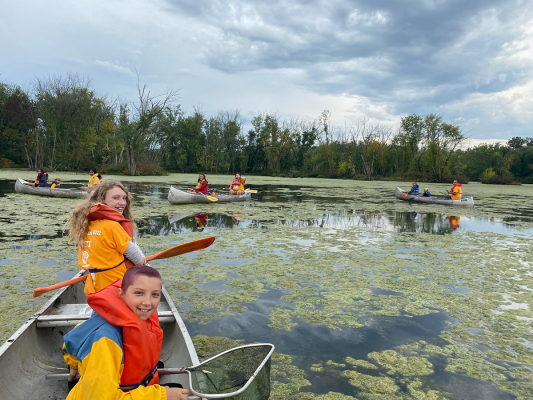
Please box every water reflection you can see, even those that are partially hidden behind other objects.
[138,212,251,236]
[138,211,530,238]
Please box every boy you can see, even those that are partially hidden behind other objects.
[63,266,188,400]
[51,178,61,189]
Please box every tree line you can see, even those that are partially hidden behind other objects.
[1,74,532,183]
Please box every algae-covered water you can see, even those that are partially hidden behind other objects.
[1,170,533,399]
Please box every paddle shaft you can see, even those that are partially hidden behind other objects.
[33,237,215,298]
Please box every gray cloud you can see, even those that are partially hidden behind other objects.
[165,0,532,112]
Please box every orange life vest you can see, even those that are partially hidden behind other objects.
[87,204,135,271]
[87,280,163,390]
[230,178,244,192]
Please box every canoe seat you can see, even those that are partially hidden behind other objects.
[36,303,175,328]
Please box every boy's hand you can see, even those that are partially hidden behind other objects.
[68,367,78,382]
[165,387,190,400]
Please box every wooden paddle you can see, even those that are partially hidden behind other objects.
[33,236,216,298]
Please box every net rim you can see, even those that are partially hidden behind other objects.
[187,343,275,399]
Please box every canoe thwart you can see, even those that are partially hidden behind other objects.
[36,311,175,328]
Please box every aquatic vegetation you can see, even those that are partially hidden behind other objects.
[2,172,533,398]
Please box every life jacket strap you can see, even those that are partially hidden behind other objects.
[88,258,128,274]
[119,363,158,391]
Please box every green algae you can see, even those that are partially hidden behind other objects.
[343,370,399,395]
[367,350,433,376]
[345,357,378,370]
[2,171,533,398]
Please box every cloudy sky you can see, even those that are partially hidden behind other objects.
[1,0,532,144]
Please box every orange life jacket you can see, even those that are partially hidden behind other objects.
[449,183,462,200]
[230,178,244,192]
[87,204,135,271]
[87,280,163,390]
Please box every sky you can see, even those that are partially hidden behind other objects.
[1,0,532,146]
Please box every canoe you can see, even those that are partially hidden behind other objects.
[168,186,251,204]
[15,178,89,199]
[0,271,199,398]
[395,187,474,207]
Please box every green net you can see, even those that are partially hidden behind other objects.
[188,344,273,399]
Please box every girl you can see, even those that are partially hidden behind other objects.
[80,168,102,191]
[63,266,189,400]
[229,173,246,195]
[28,169,48,187]
[68,180,146,294]
[187,173,208,195]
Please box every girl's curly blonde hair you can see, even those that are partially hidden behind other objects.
[67,180,134,248]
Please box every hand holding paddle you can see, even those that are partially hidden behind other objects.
[33,236,216,298]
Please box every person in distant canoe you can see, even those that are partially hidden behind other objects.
[408,181,419,195]
[229,173,246,195]
[422,188,431,197]
[187,173,208,195]
[28,169,48,187]
[63,265,189,400]
[51,178,61,189]
[446,180,462,200]
[80,169,102,192]
[68,180,147,295]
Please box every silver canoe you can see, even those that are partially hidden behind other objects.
[395,187,474,207]
[15,178,89,199]
[0,272,199,399]
[168,186,251,204]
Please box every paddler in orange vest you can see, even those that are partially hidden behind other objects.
[63,266,189,400]
[67,180,147,294]
[446,179,463,200]
[229,173,246,195]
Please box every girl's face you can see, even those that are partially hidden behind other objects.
[89,170,95,176]
[103,186,128,214]
[37,170,42,174]
[235,173,241,179]
[199,174,205,180]
[119,275,162,320]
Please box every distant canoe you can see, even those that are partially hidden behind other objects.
[15,178,88,199]
[395,187,474,207]
[168,186,251,204]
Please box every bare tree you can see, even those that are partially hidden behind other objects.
[122,78,179,175]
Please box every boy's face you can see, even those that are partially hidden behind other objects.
[119,275,162,320]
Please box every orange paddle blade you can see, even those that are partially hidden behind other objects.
[146,236,215,261]
[33,275,88,298]
[33,236,216,298]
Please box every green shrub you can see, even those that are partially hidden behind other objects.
[135,162,167,176]
[0,158,14,169]
[480,175,517,185]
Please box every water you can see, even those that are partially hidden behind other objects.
[1,176,532,399]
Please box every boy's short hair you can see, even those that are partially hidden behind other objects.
[56,178,61,181]
[121,265,162,291]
